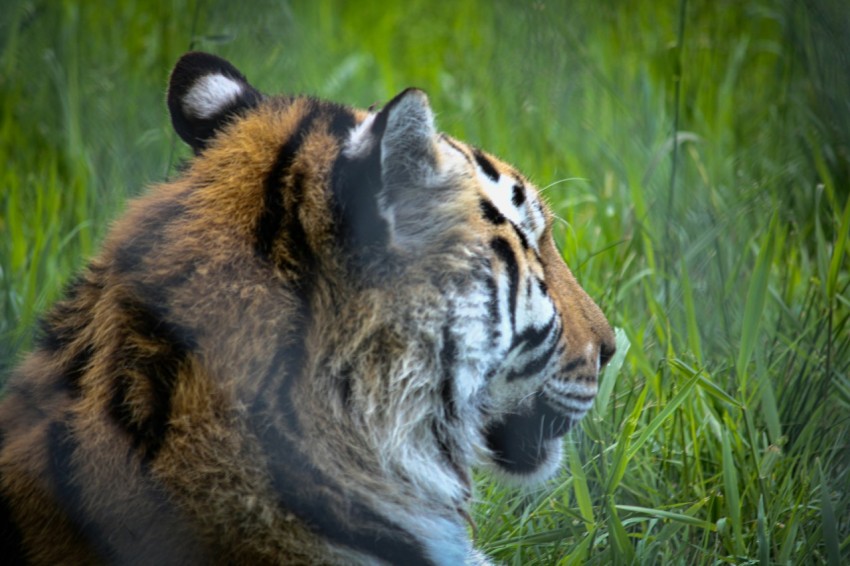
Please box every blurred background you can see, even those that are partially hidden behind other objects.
[1,0,848,563]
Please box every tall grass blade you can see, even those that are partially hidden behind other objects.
[819,462,841,566]
[616,504,715,530]
[593,327,630,419]
[605,495,635,563]
[606,383,649,492]
[626,369,699,461]
[567,441,595,528]
[757,495,769,566]
[826,186,850,301]
[721,427,744,557]
[736,213,777,385]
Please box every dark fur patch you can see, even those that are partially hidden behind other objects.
[107,297,197,463]
[479,199,506,225]
[35,276,86,353]
[63,343,95,396]
[250,290,312,435]
[114,199,188,275]
[486,396,570,473]
[505,338,561,382]
[473,148,500,182]
[481,261,502,347]
[537,278,548,295]
[258,421,431,565]
[509,221,530,249]
[255,105,321,266]
[512,183,526,207]
[327,107,359,141]
[439,324,458,422]
[561,357,584,374]
[246,289,430,564]
[0,432,27,565]
[46,419,115,562]
[331,145,388,258]
[510,315,555,355]
[0,487,26,566]
[490,237,519,332]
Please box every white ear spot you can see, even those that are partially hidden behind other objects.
[183,74,245,119]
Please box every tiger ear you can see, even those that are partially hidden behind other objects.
[374,88,439,190]
[334,89,441,256]
[167,52,262,153]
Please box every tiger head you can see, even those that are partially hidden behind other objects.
[167,52,615,489]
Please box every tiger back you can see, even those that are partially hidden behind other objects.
[0,52,615,565]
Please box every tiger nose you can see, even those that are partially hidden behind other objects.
[598,329,616,369]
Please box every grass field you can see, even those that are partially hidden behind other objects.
[2,0,849,563]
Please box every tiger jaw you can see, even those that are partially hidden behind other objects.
[484,395,581,477]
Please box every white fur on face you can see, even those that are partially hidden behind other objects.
[476,169,546,251]
[183,74,245,119]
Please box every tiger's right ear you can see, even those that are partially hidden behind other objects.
[167,52,262,153]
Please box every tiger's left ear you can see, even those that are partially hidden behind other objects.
[168,52,262,153]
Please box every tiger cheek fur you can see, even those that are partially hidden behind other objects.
[0,52,614,565]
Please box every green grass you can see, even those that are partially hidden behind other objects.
[2,0,848,563]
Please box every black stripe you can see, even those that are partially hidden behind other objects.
[36,270,105,396]
[108,297,197,463]
[479,199,506,225]
[255,105,322,264]
[506,338,560,382]
[439,324,458,422]
[63,343,94,396]
[283,170,313,273]
[281,108,356,274]
[246,290,430,564]
[510,315,555,354]
[250,400,431,565]
[36,265,106,354]
[0,432,27,566]
[0,488,26,566]
[537,278,548,295]
[250,288,312,435]
[483,270,501,333]
[338,362,354,408]
[512,183,526,206]
[510,220,530,249]
[36,276,86,353]
[114,199,187,275]
[37,314,79,357]
[251,336,306,438]
[561,357,584,374]
[490,237,519,332]
[46,420,115,562]
[473,148,500,182]
[434,324,470,492]
[562,391,597,403]
[327,107,358,140]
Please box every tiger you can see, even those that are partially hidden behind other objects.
[0,52,615,565]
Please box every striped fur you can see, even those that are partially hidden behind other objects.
[0,52,615,565]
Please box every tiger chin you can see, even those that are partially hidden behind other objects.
[0,52,615,565]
